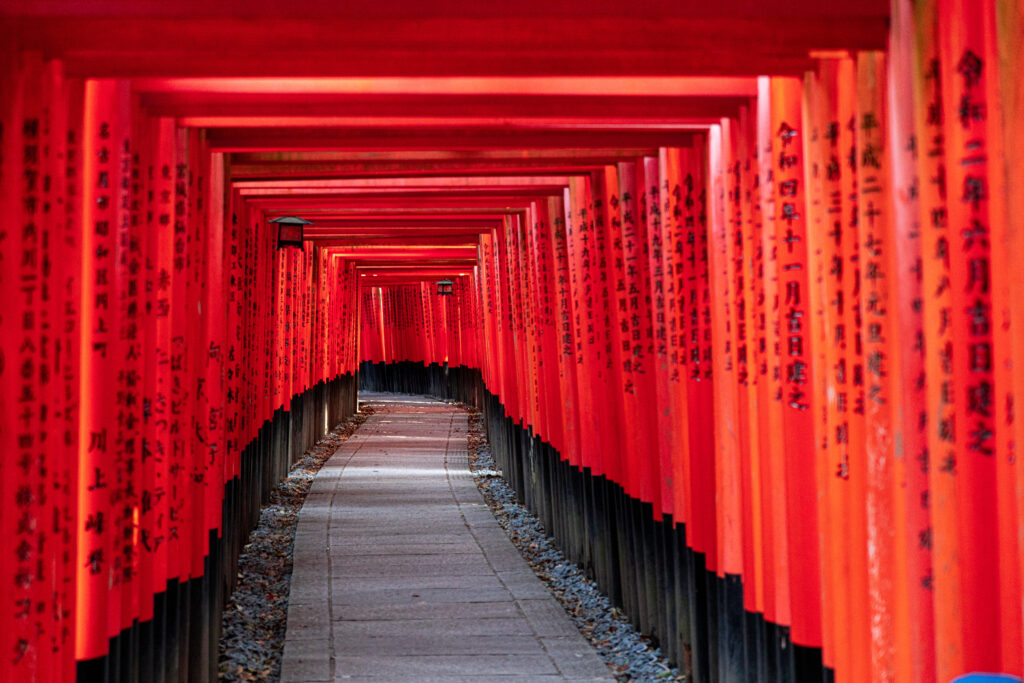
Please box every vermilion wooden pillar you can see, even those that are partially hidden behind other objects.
[56,65,84,683]
[708,121,742,587]
[517,208,542,436]
[0,50,18,683]
[730,109,765,638]
[548,195,583,469]
[802,61,836,678]
[479,234,499,405]
[754,76,792,645]
[185,128,208,597]
[204,150,228,541]
[642,157,675,519]
[617,160,660,513]
[76,77,130,664]
[712,116,747,678]
[124,95,148,639]
[506,215,529,431]
[590,172,621,487]
[887,3,936,679]
[566,177,598,476]
[997,5,1024,675]
[658,148,691,532]
[4,51,41,681]
[771,76,823,667]
[855,49,899,682]
[527,200,561,447]
[736,118,767,628]
[684,144,719,589]
[982,1,1023,673]
[598,165,630,494]
[936,0,1002,675]
[169,125,193,610]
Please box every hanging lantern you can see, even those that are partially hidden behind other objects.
[270,216,313,249]
[436,279,454,296]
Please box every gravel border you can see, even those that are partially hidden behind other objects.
[218,407,373,682]
[465,407,685,683]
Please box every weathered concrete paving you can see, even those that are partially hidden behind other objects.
[281,393,614,683]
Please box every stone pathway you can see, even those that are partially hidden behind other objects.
[281,393,614,682]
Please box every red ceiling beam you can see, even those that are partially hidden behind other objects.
[229,161,629,180]
[226,148,671,180]
[141,94,751,121]
[247,205,521,216]
[227,148,670,182]
[133,76,758,96]
[7,15,886,77]
[306,229,491,239]
[2,0,888,20]
[357,267,474,277]
[301,216,503,227]
[310,236,479,247]
[322,248,477,258]
[243,195,541,211]
[229,149,656,164]
[347,260,477,269]
[234,175,573,189]
[209,127,699,152]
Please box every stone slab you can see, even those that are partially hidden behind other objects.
[280,638,331,683]
[542,637,618,680]
[333,600,522,622]
[332,634,546,656]
[329,586,514,607]
[331,654,559,677]
[331,616,534,637]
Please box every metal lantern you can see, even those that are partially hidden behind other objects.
[270,216,313,249]
[436,279,454,296]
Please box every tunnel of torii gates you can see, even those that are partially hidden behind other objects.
[1,1,1024,682]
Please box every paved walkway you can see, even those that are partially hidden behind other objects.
[281,393,614,682]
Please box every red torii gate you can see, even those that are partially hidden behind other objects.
[2,1,1023,682]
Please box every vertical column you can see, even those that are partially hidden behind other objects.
[57,69,83,683]
[659,151,690,524]
[709,123,742,584]
[983,1,1022,672]
[771,76,823,670]
[3,52,44,681]
[549,195,582,467]
[566,177,602,475]
[643,158,674,517]
[937,0,1002,673]
[803,57,865,683]
[888,5,935,678]
[755,77,792,648]
[527,201,560,447]
[592,172,624,489]
[168,126,191,599]
[996,5,1024,673]
[112,83,139,640]
[616,161,659,512]
[76,78,130,664]
[855,50,898,682]
[802,64,837,677]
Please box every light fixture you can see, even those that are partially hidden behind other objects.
[270,216,313,249]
